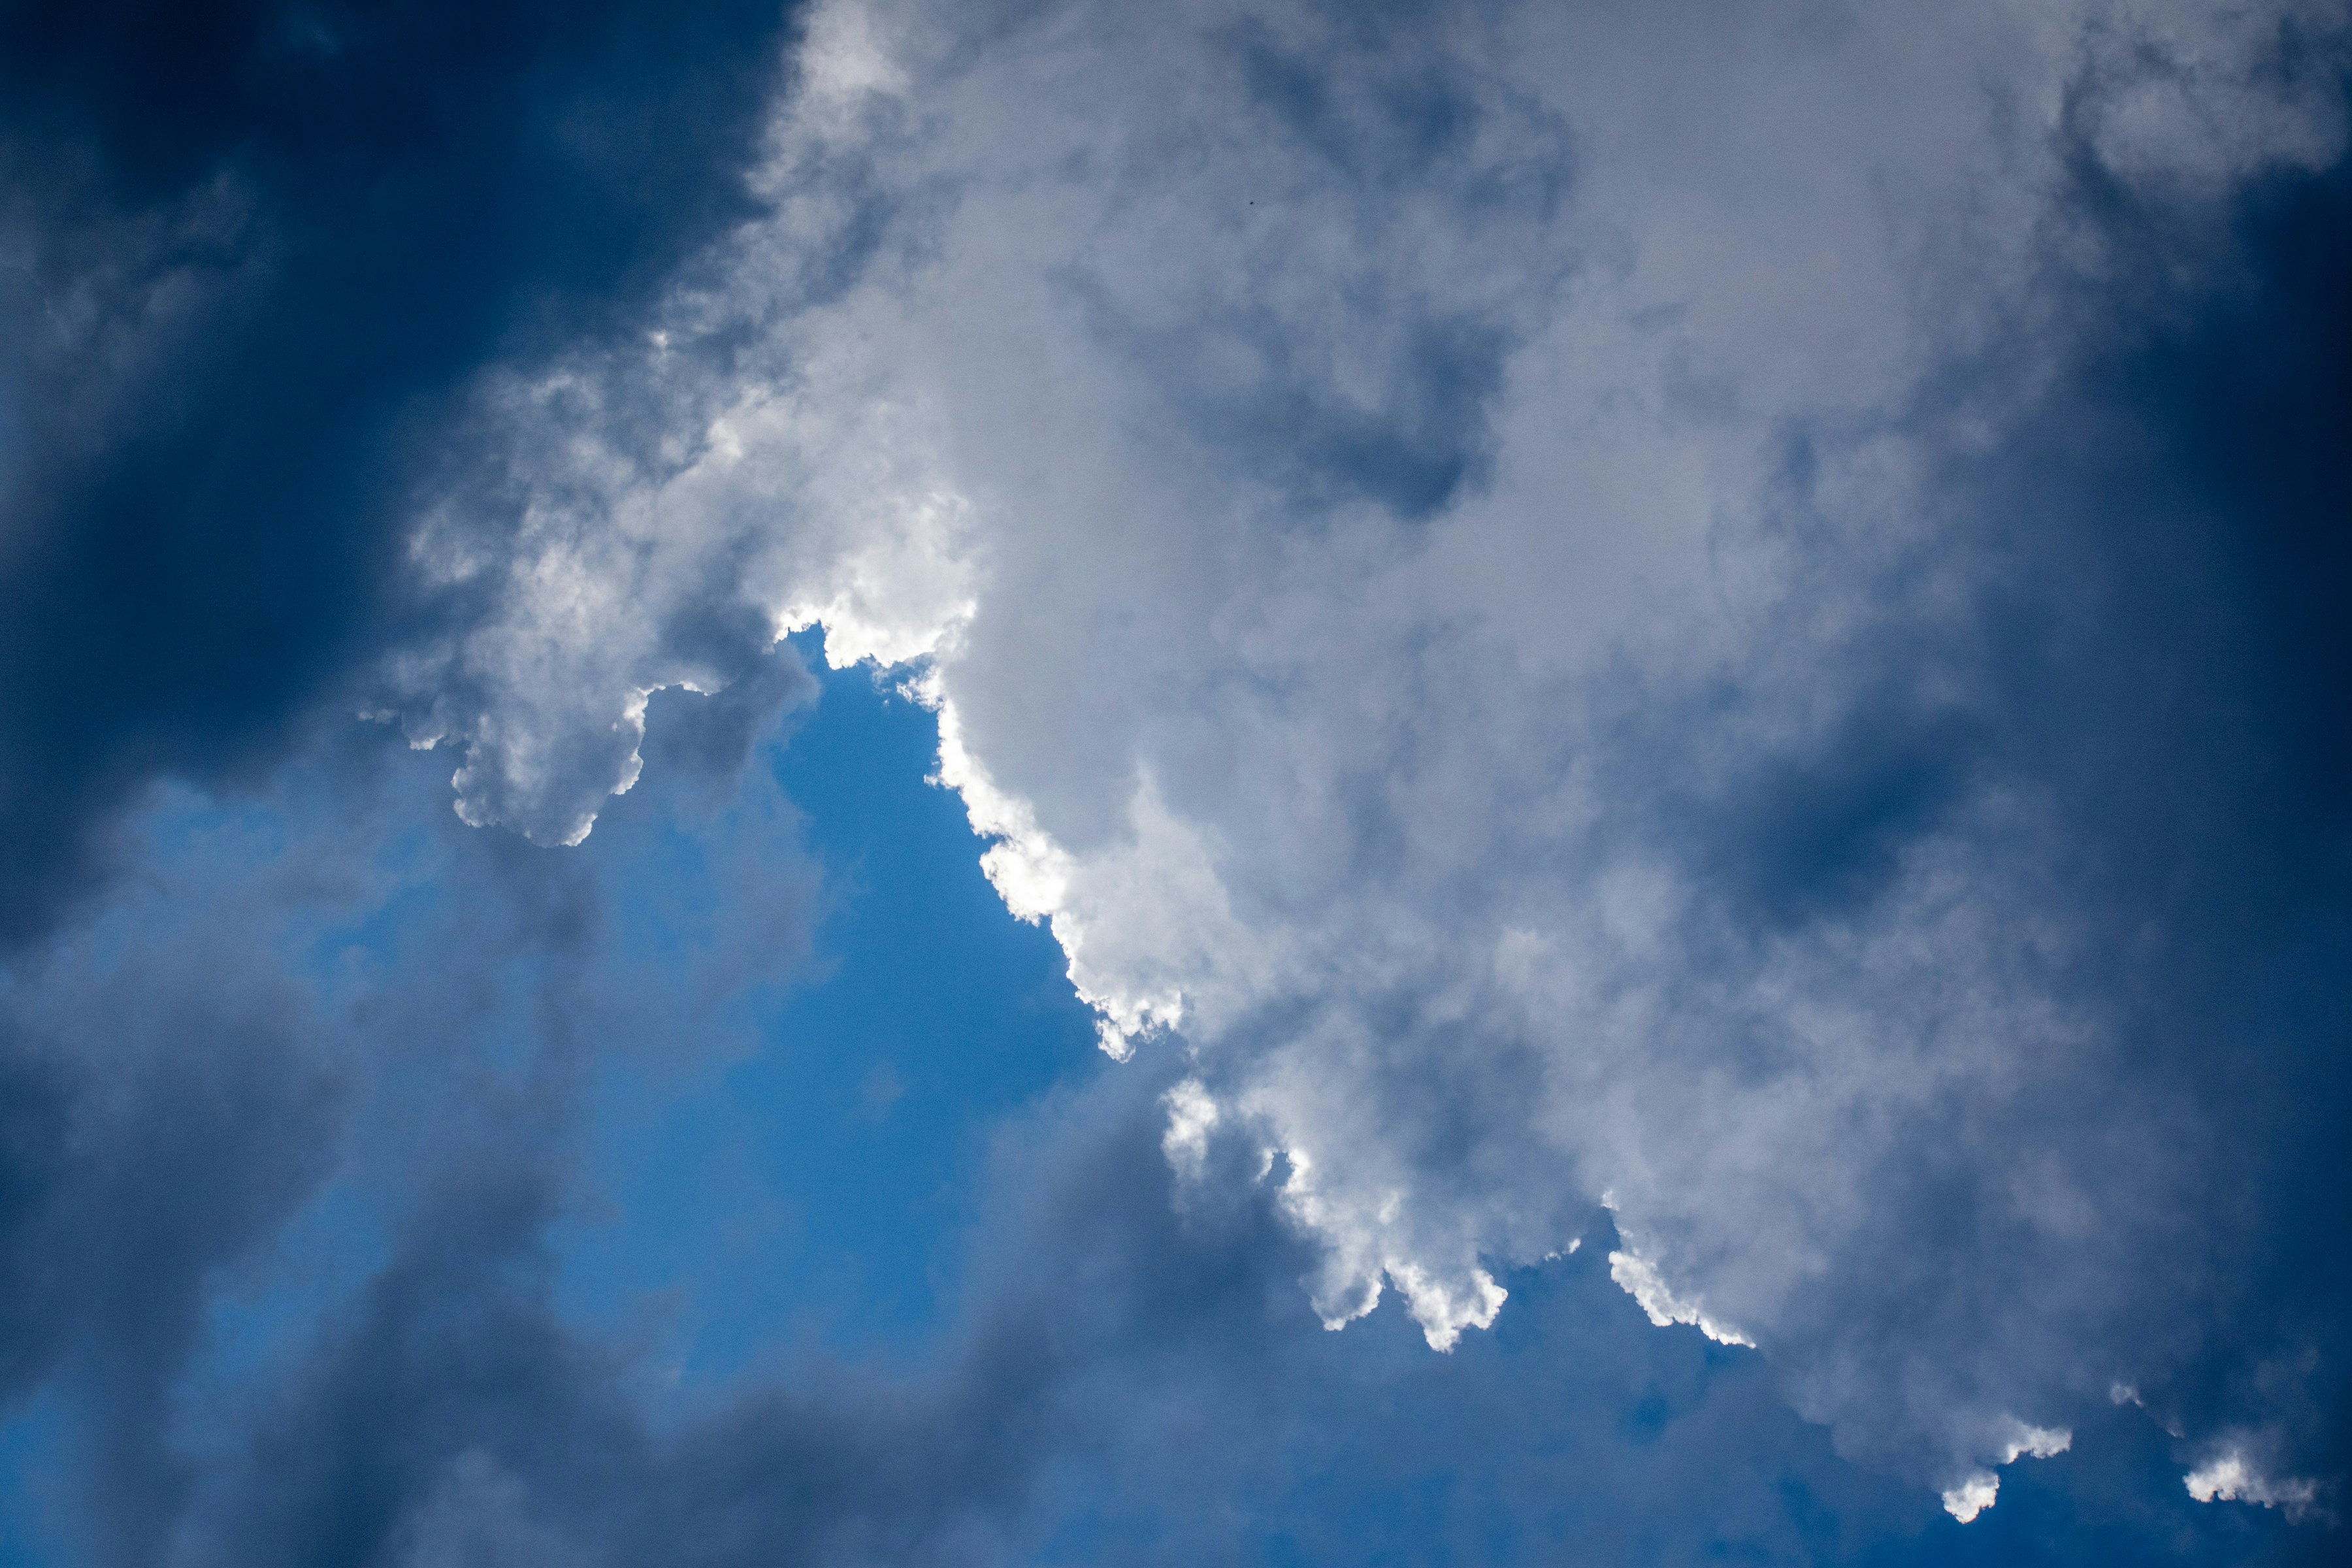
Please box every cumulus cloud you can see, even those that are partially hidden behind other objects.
[1607,1246,1753,1352]
[329,0,2352,1522]
[1938,1420,2073,1523]
[2185,1446,2327,1523]
[9,0,2351,1548]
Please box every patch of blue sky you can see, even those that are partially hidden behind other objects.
[74,632,1093,1478]
[551,637,1106,1383]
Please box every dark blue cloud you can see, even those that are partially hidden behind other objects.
[0,0,796,941]
[1612,125,2352,1512]
[1926,148,2352,1493]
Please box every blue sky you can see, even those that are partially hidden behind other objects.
[1,3,2349,1565]
[552,638,1105,1374]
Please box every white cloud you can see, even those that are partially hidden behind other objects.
[2185,1447,2325,1522]
[2000,1422,2074,1464]
[1606,1248,1754,1350]
[1941,1471,2001,1525]
[1938,1422,2070,1522]
[1160,1077,1220,1183]
[373,0,2351,1510]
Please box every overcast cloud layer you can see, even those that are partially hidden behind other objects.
[4,0,2351,1561]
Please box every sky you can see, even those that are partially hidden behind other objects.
[0,1,2348,1563]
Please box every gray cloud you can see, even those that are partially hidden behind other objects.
[0,916,344,1567]
[348,0,2352,1522]
[0,642,821,1561]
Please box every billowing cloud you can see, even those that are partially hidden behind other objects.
[341,0,2352,1523]
[6,0,2350,1553]
[344,0,2352,1522]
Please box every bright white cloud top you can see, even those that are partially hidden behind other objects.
[367,0,2351,1520]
